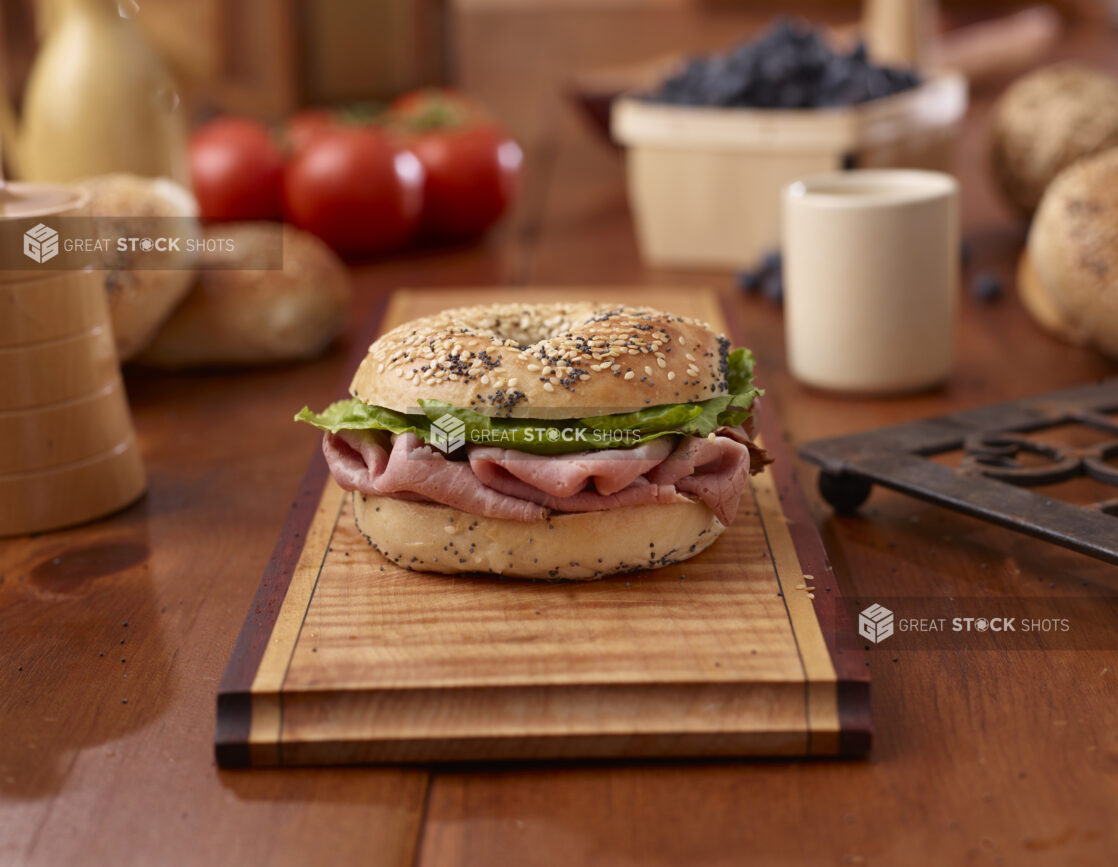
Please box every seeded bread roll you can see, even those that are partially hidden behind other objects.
[349,302,731,419]
[1016,249,1088,348]
[354,493,725,580]
[138,223,350,368]
[990,63,1118,216]
[80,174,199,360]
[1024,147,1118,359]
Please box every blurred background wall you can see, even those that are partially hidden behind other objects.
[0,0,1110,148]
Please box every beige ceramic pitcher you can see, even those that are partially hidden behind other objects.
[0,0,188,184]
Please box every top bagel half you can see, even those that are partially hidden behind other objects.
[349,302,732,419]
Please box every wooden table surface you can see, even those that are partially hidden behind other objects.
[3,20,1117,867]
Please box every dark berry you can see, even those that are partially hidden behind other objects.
[737,269,762,293]
[763,273,784,305]
[972,272,1003,302]
[648,21,919,109]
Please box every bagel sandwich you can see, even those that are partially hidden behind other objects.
[296,302,770,580]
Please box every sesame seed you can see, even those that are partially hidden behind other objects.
[657,357,666,368]
[624,370,635,380]
[508,378,518,387]
[543,382,555,392]
[526,364,540,372]
[685,353,696,361]
[644,365,653,375]
[668,371,676,380]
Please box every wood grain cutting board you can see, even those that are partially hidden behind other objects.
[216,287,870,766]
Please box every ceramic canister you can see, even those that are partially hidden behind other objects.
[0,182,145,535]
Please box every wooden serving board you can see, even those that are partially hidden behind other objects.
[216,287,870,766]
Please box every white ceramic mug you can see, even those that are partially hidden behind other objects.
[782,169,959,394]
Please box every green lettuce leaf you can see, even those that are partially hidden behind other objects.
[719,347,760,428]
[294,401,420,435]
[295,346,762,453]
[681,396,731,435]
[580,402,702,433]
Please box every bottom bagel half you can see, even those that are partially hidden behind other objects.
[353,492,727,581]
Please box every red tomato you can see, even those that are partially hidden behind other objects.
[406,125,522,240]
[391,88,484,125]
[283,127,425,257]
[389,90,521,240]
[189,117,284,221]
[285,108,339,155]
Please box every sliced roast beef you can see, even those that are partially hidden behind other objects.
[648,433,752,525]
[716,423,772,472]
[471,459,687,512]
[468,437,674,497]
[323,430,390,493]
[375,433,547,522]
[322,424,763,525]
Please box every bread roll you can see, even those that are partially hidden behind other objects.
[137,223,350,368]
[80,174,199,360]
[990,63,1118,216]
[1024,147,1118,358]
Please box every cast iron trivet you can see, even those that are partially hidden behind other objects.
[799,379,1118,566]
